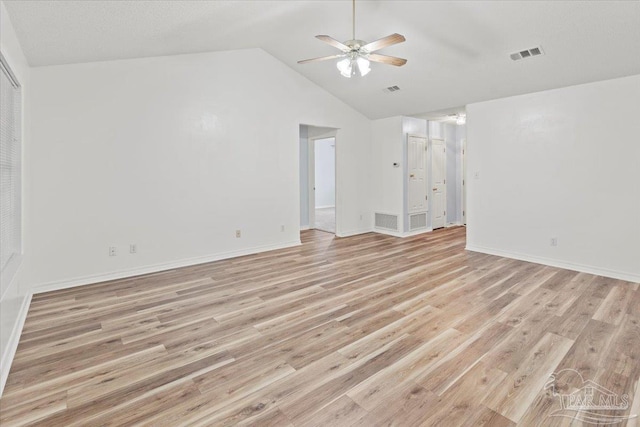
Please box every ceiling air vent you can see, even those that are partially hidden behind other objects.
[383,85,401,93]
[510,46,544,61]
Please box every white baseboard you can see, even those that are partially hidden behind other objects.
[336,228,373,238]
[466,244,640,283]
[373,228,404,238]
[403,228,434,237]
[33,240,302,294]
[300,226,310,231]
[373,228,433,238]
[315,205,335,209]
[0,292,31,398]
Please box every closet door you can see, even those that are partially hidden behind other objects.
[407,135,427,213]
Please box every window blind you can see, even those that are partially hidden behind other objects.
[0,54,22,275]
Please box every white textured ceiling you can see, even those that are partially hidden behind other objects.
[4,0,640,119]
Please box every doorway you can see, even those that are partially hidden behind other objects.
[312,137,336,233]
[431,138,446,229]
[300,125,338,235]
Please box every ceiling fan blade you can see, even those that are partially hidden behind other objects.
[367,53,407,66]
[362,33,406,53]
[298,54,346,64]
[315,35,351,52]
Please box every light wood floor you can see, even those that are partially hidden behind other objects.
[1,228,639,426]
[314,207,335,234]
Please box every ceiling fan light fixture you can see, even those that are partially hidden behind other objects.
[356,56,370,76]
[336,55,370,78]
[337,57,353,78]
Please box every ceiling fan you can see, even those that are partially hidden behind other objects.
[447,113,466,125]
[298,0,407,78]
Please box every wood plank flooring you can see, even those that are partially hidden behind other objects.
[1,227,639,426]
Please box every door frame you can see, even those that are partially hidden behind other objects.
[308,138,315,229]
[430,138,447,229]
[308,133,337,234]
[461,138,467,225]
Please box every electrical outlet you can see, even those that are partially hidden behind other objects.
[280,225,285,232]
[474,171,481,180]
[109,246,117,256]
[236,230,241,238]
[550,237,558,247]
[360,214,363,221]
[130,244,137,254]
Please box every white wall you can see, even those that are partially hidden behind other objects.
[428,120,444,140]
[0,0,31,396]
[403,117,428,137]
[314,138,335,208]
[370,116,433,235]
[24,48,373,291]
[467,74,640,282]
[371,116,403,232]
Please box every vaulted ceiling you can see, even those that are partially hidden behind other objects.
[4,0,640,119]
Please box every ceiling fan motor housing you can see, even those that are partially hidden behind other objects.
[345,40,368,53]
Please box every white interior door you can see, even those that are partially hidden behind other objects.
[407,135,428,213]
[431,139,446,229]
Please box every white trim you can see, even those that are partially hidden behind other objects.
[461,138,467,226]
[0,52,21,89]
[308,137,315,230]
[308,133,338,235]
[0,292,31,397]
[466,244,640,283]
[408,133,429,139]
[373,228,404,238]
[315,205,335,209]
[430,138,447,230]
[33,240,301,294]
[403,227,434,237]
[336,228,372,238]
[300,225,310,231]
[373,227,433,238]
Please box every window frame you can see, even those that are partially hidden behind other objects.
[0,51,23,289]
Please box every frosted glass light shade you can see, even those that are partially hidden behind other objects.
[337,58,353,78]
[336,56,371,78]
[356,57,370,76]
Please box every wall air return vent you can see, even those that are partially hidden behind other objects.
[383,85,401,93]
[510,46,544,61]
[375,213,399,231]
[409,213,427,231]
